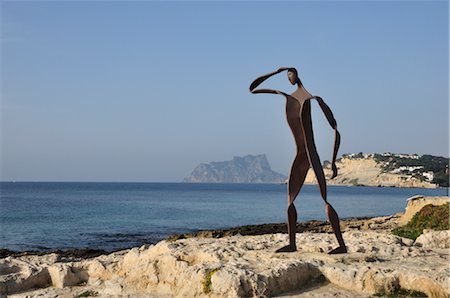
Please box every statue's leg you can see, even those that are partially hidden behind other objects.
[301,102,347,254]
[308,151,347,253]
[309,154,347,254]
[325,203,347,254]
[276,154,309,253]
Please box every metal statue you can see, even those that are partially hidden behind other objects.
[249,67,347,254]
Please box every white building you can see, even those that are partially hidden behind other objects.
[392,166,424,174]
[422,171,434,182]
[394,153,420,159]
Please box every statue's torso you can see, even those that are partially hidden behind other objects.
[285,89,314,151]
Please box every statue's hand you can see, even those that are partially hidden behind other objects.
[277,67,289,72]
[331,164,338,179]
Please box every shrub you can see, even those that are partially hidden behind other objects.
[392,203,449,240]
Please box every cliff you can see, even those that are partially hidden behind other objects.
[183,154,287,183]
[304,155,439,188]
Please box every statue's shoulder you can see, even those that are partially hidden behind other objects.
[290,89,315,104]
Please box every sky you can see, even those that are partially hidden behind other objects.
[1,1,448,182]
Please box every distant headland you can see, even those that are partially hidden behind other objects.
[183,154,286,183]
[306,152,448,188]
[184,153,449,188]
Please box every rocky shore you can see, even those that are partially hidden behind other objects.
[0,216,396,261]
[1,196,449,297]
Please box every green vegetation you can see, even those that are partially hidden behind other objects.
[392,203,449,240]
[355,152,364,159]
[373,287,427,297]
[202,268,220,294]
[342,152,364,159]
[75,290,99,297]
[433,171,449,187]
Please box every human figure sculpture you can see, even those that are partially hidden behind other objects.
[249,67,347,254]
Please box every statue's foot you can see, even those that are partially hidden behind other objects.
[275,244,297,253]
[328,246,347,254]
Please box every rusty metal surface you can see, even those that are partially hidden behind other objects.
[250,67,347,254]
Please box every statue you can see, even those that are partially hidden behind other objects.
[249,67,347,254]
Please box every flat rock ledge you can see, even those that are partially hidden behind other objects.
[2,227,449,297]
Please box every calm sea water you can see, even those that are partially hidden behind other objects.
[0,182,446,252]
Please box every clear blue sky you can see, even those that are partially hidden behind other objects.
[1,1,448,182]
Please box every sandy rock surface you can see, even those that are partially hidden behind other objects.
[2,228,448,298]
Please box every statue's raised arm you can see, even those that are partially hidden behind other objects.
[249,67,290,96]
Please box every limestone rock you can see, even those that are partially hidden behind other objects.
[414,230,450,249]
[48,263,88,288]
[398,196,450,225]
[0,254,57,295]
[2,229,448,298]
[111,231,448,297]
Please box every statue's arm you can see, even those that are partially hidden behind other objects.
[313,96,341,179]
[249,68,289,96]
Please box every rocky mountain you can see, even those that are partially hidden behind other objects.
[183,154,286,183]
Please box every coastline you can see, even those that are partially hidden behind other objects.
[2,182,446,256]
[2,211,448,297]
[0,215,392,260]
[2,196,448,298]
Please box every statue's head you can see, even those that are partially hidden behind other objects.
[287,68,299,85]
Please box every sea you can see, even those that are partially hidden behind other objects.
[0,182,447,252]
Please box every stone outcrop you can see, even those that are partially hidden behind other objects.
[0,253,57,295]
[2,226,449,297]
[48,263,89,288]
[398,196,450,225]
[304,157,438,188]
[415,230,450,249]
[183,154,287,183]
